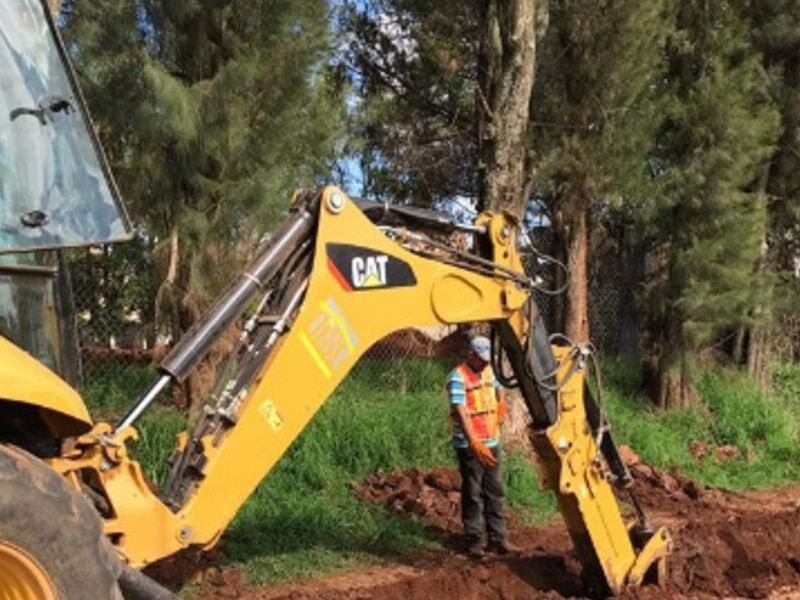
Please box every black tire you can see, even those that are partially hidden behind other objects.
[0,444,122,600]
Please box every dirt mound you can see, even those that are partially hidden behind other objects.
[216,559,583,600]
[664,506,800,599]
[354,467,463,533]
[189,458,800,600]
[623,447,704,509]
[353,453,703,536]
[145,548,248,597]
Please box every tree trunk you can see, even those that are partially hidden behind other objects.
[732,324,747,365]
[476,0,538,215]
[747,324,771,388]
[642,314,698,409]
[551,228,568,333]
[745,226,772,388]
[641,247,698,408]
[618,236,646,358]
[166,226,179,286]
[651,355,697,410]
[564,209,590,342]
[155,225,181,343]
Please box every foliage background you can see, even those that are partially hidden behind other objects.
[43,0,800,590]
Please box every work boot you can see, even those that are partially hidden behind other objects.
[487,539,520,556]
[465,538,485,559]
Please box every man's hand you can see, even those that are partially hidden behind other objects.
[470,438,498,467]
[453,403,498,467]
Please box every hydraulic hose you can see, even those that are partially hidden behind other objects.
[118,565,179,600]
[115,201,316,433]
[159,205,316,382]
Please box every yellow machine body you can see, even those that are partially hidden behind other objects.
[49,188,532,566]
[37,188,670,592]
[0,0,670,594]
[534,347,671,591]
[0,336,91,436]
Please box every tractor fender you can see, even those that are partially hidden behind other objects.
[0,336,92,436]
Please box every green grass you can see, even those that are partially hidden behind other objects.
[222,358,554,584]
[83,363,186,485]
[601,358,800,490]
[81,355,800,588]
[82,358,549,585]
[773,361,800,417]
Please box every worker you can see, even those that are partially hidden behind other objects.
[447,334,517,558]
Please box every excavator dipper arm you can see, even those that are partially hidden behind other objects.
[51,187,670,594]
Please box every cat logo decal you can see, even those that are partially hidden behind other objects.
[326,243,417,291]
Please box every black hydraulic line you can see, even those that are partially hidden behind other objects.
[118,565,179,600]
[159,204,317,382]
[584,380,632,486]
[161,259,313,510]
[494,314,632,487]
[355,199,481,232]
[211,266,312,422]
[114,199,318,433]
[494,316,559,428]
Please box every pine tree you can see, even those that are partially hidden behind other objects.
[639,0,780,408]
[344,0,483,204]
[62,0,345,411]
[737,0,800,376]
[531,0,673,342]
[349,1,672,345]
[345,0,544,216]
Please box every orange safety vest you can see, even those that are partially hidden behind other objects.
[456,363,499,442]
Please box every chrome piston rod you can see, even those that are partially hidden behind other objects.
[114,203,316,433]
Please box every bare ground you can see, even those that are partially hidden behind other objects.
[153,459,800,600]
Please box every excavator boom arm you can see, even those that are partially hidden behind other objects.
[52,187,670,593]
[164,187,533,543]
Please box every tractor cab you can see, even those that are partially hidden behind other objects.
[0,252,79,383]
[0,0,130,253]
[0,0,130,424]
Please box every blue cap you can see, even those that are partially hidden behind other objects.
[470,335,491,361]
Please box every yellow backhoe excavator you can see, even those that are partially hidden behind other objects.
[0,2,671,599]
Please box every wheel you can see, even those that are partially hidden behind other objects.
[0,444,122,600]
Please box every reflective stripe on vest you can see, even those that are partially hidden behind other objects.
[457,363,499,442]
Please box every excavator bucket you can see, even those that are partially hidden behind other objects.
[526,345,673,593]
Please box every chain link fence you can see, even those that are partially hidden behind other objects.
[66,243,159,411]
[526,226,635,355]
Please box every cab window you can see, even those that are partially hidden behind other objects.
[0,0,131,253]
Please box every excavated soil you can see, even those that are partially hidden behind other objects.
[354,467,465,534]
[180,452,800,600]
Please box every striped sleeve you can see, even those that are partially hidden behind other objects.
[446,370,466,405]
